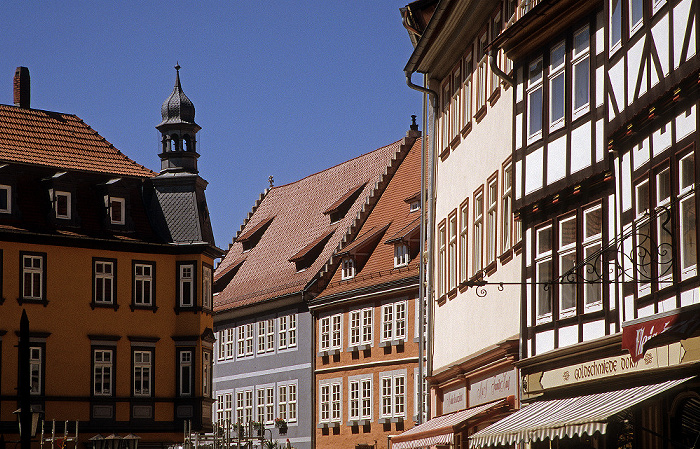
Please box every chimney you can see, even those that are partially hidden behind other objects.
[13,67,30,109]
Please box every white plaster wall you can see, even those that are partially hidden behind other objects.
[432,90,521,372]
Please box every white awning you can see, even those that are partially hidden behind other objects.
[391,399,511,449]
[469,377,693,448]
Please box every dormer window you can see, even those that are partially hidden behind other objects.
[409,201,420,212]
[54,191,71,219]
[110,197,125,225]
[324,184,366,224]
[341,257,355,280]
[0,185,10,213]
[394,243,410,268]
[237,216,274,252]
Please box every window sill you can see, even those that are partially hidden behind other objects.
[130,304,158,313]
[439,145,450,160]
[499,249,513,264]
[488,88,501,106]
[318,348,340,357]
[317,422,340,429]
[437,294,447,306]
[347,419,370,427]
[16,297,49,307]
[461,122,472,137]
[91,302,119,311]
[484,260,497,276]
[174,305,202,315]
[514,240,523,255]
[379,339,405,348]
[347,344,371,353]
[447,288,458,299]
[474,105,487,123]
[449,134,461,149]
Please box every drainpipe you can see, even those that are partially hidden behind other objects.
[405,70,437,423]
[489,49,514,87]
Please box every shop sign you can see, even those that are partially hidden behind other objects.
[469,369,517,407]
[442,384,467,414]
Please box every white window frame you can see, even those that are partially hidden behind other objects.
[133,350,152,397]
[319,379,342,424]
[225,328,235,359]
[448,211,457,291]
[535,225,553,323]
[451,67,461,142]
[572,26,590,120]
[462,51,473,130]
[256,385,275,424]
[278,381,298,423]
[477,31,488,112]
[0,185,11,214]
[342,257,355,280]
[349,375,373,421]
[438,220,446,298]
[93,349,113,396]
[236,388,254,423]
[610,0,623,51]
[54,190,71,219]
[133,263,154,306]
[487,177,498,266]
[203,350,212,398]
[22,254,44,300]
[527,57,544,144]
[460,199,469,283]
[30,346,43,395]
[381,300,407,343]
[380,371,406,419]
[679,152,697,279]
[502,163,513,253]
[109,197,125,225]
[179,263,195,307]
[202,265,212,310]
[349,307,373,347]
[558,215,578,319]
[245,323,254,356]
[582,204,603,310]
[94,260,115,305]
[224,392,233,423]
[179,350,193,397]
[629,0,644,36]
[635,179,652,294]
[549,41,566,131]
[474,191,484,275]
[394,243,410,268]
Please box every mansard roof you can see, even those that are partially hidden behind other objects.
[213,134,419,313]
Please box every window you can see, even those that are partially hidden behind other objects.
[381,301,407,342]
[380,372,406,419]
[133,262,154,307]
[342,257,355,280]
[236,389,254,423]
[451,67,461,141]
[448,211,457,291]
[93,349,113,396]
[502,163,513,253]
[278,314,297,350]
[178,262,195,308]
[679,153,697,279]
[438,220,446,298]
[441,81,451,151]
[202,265,212,310]
[610,0,622,49]
[349,376,372,420]
[582,205,603,308]
[93,259,116,305]
[203,350,212,398]
[133,350,152,397]
[54,191,71,219]
[216,395,224,423]
[462,52,473,131]
[237,324,254,358]
[319,314,342,351]
[179,350,193,396]
[278,382,298,423]
[474,190,484,275]
[487,177,498,266]
[222,328,234,360]
[460,199,469,283]
[109,197,125,225]
[30,346,43,395]
[572,26,590,119]
[558,215,577,318]
[21,253,45,301]
[477,31,488,112]
[635,178,653,289]
[491,10,502,98]
[319,380,342,423]
[527,57,544,142]
[394,243,410,268]
[257,319,275,354]
[549,42,566,130]
[0,185,10,213]
[630,0,643,34]
[224,393,233,422]
[257,386,275,424]
[350,307,373,346]
[536,225,553,321]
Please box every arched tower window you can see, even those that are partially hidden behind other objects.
[171,134,180,152]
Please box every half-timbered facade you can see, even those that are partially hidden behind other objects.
[470,0,700,447]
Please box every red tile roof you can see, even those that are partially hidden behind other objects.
[0,104,155,177]
[316,138,422,299]
[214,137,416,312]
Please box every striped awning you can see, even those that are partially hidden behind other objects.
[391,399,510,449]
[469,377,693,448]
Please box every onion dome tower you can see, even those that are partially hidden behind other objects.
[156,63,201,174]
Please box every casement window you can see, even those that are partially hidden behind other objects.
[319,314,342,351]
[380,373,406,419]
[474,190,484,275]
[572,26,590,119]
[535,225,553,322]
[441,81,451,151]
[93,259,116,305]
[278,382,298,422]
[203,350,212,398]
[109,197,125,225]
[349,376,372,420]
[54,191,71,219]
[237,324,254,358]
[629,0,643,35]
[635,178,653,291]
[381,300,407,342]
[490,10,502,98]
[462,52,473,131]
[448,211,457,291]
[30,346,43,395]
[460,199,469,283]
[679,152,697,279]
[527,57,544,143]
[178,350,193,397]
[93,349,113,396]
[257,318,275,354]
[133,262,154,307]
[451,67,461,141]
[256,386,275,424]
[236,389,254,423]
[217,332,225,360]
[394,243,410,268]
[224,393,233,422]
[502,163,513,253]
[342,257,355,280]
[319,380,342,423]
[21,253,46,301]
[610,0,622,50]
[278,314,296,350]
[582,205,603,308]
[487,177,498,266]
[133,350,152,397]
[202,265,212,310]
[558,215,578,318]
[477,31,488,112]
[178,262,195,308]
[216,394,224,423]
[0,185,11,213]
[549,42,566,131]
[224,329,235,359]
[656,167,673,287]
[438,220,446,298]
[350,307,373,346]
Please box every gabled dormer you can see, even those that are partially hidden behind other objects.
[99,178,134,232]
[323,183,367,224]
[236,216,274,252]
[385,218,421,268]
[289,228,336,272]
[43,171,79,227]
[336,223,391,278]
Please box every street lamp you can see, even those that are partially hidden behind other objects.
[89,434,106,449]
[104,433,122,449]
[122,434,140,449]
[13,406,43,438]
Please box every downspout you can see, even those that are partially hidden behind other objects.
[405,70,437,423]
[489,49,514,87]
[302,278,318,449]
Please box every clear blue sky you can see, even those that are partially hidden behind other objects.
[0,1,423,250]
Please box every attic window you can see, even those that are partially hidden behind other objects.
[289,229,335,272]
[405,192,421,213]
[213,258,245,294]
[110,197,125,225]
[385,217,420,267]
[0,185,11,213]
[394,244,410,267]
[341,258,355,280]
[237,217,274,252]
[410,201,420,212]
[324,184,366,223]
[55,191,71,219]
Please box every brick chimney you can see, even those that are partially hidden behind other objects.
[13,67,30,109]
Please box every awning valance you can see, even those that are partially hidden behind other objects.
[469,377,693,448]
[391,399,510,449]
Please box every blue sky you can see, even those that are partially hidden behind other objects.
[0,1,423,249]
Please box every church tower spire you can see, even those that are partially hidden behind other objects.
[156,63,201,174]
